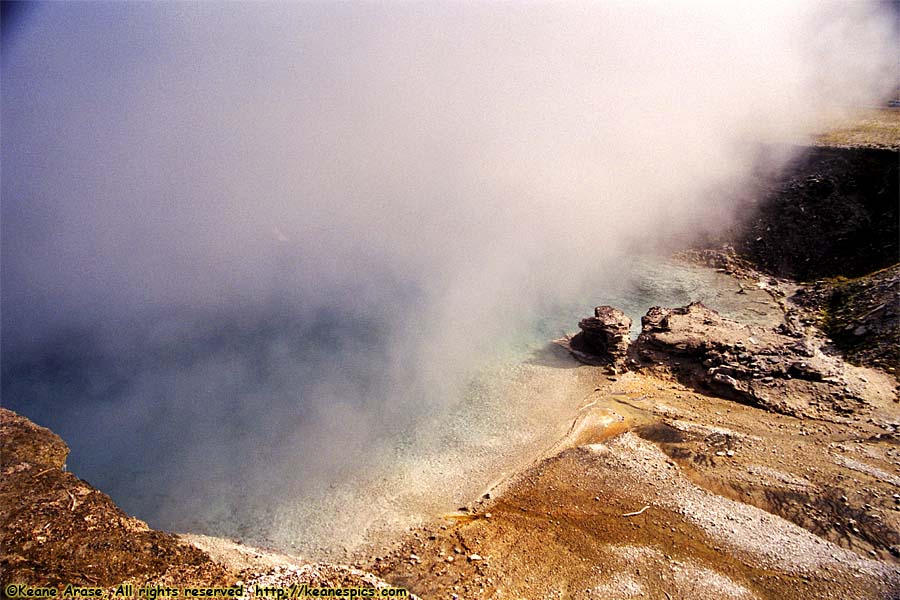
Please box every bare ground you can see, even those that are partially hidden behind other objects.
[368,369,900,599]
[814,108,900,150]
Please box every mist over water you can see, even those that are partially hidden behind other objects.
[2,2,896,556]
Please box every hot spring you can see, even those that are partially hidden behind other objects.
[2,256,782,559]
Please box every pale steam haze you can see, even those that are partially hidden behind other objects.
[2,2,896,556]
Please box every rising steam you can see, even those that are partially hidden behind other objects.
[2,1,896,555]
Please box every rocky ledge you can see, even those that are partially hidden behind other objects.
[0,409,228,587]
[631,302,897,421]
[560,300,898,422]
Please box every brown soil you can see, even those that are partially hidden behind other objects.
[369,371,900,600]
[814,108,900,150]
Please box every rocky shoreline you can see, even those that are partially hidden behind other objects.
[368,296,899,599]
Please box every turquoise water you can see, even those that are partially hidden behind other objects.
[498,255,782,361]
[255,256,784,558]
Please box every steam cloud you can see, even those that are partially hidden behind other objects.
[2,2,896,553]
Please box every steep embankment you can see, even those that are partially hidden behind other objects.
[733,146,897,281]
[697,142,899,375]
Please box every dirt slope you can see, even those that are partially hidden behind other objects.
[371,370,900,599]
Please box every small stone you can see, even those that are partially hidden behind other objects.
[468,553,482,562]
[726,450,735,457]
[484,512,492,519]
[446,556,454,563]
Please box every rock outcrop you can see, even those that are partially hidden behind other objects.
[1,409,70,470]
[631,302,896,420]
[793,264,900,377]
[563,306,632,369]
[0,408,229,587]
